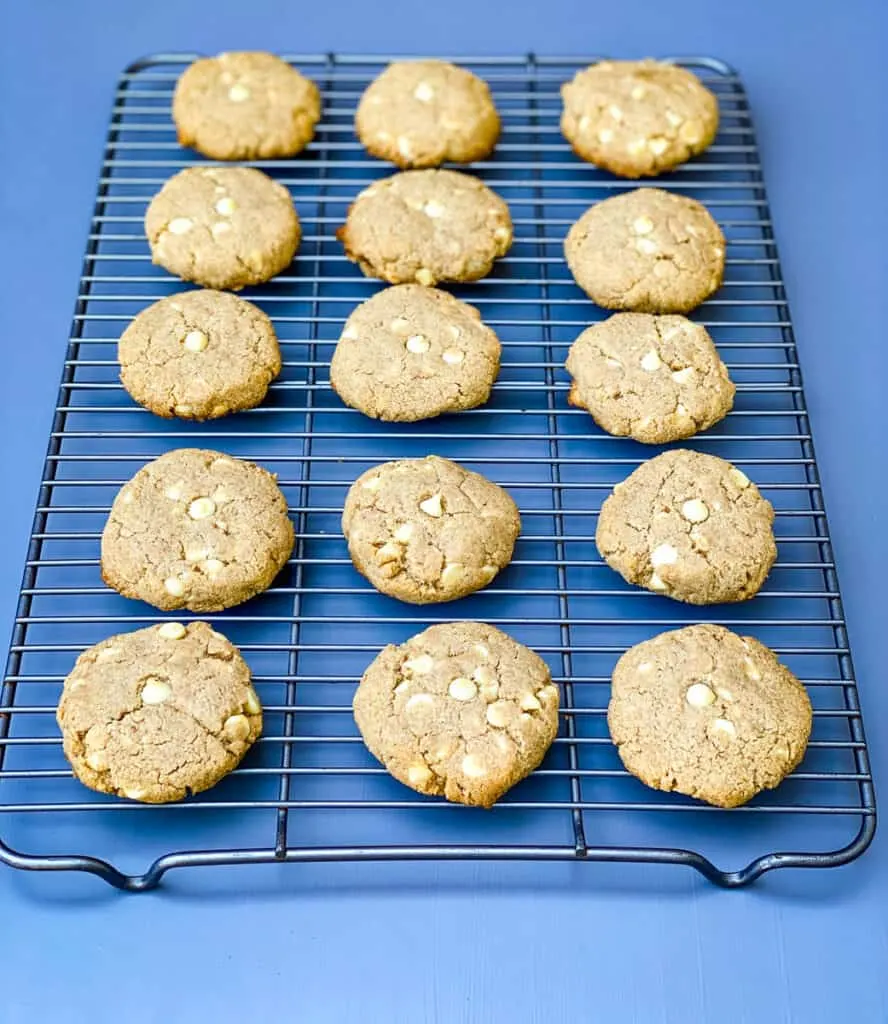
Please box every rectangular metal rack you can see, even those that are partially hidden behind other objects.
[0,54,875,890]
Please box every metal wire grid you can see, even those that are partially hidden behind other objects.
[0,53,875,891]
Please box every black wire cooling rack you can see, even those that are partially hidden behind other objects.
[0,53,875,891]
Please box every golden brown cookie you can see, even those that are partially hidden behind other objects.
[608,624,812,808]
[337,169,512,286]
[564,188,725,313]
[354,622,559,807]
[565,313,734,442]
[356,60,499,168]
[145,167,300,290]
[101,449,294,612]
[596,449,776,605]
[330,284,501,421]
[119,290,281,420]
[342,456,520,604]
[58,622,262,803]
[173,51,321,160]
[561,60,719,177]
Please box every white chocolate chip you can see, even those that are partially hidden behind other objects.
[681,499,709,523]
[461,754,486,778]
[604,356,622,370]
[397,136,413,159]
[712,718,736,738]
[448,677,477,701]
[228,83,251,102]
[415,268,434,286]
[124,788,147,801]
[448,325,461,340]
[676,403,690,418]
[632,215,654,235]
[716,686,734,702]
[405,693,435,714]
[666,110,683,127]
[202,558,224,575]
[638,661,652,674]
[121,491,134,505]
[744,656,762,681]
[474,643,490,659]
[671,367,695,385]
[223,714,251,742]
[479,565,497,582]
[408,762,433,786]
[184,544,209,563]
[631,84,647,100]
[640,349,661,372]
[686,682,716,707]
[362,475,381,491]
[729,468,750,489]
[413,81,435,102]
[86,751,107,772]
[419,493,443,517]
[442,348,464,365]
[245,690,261,715]
[164,576,185,597]
[651,543,678,568]
[597,127,614,143]
[158,622,186,640]
[679,119,703,144]
[141,678,171,705]
[486,701,511,728]
[211,221,232,238]
[440,563,464,588]
[214,196,237,216]
[188,497,216,520]
[648,136,669,156]
[389,317,410,334]
[405,334,430,354]
[167,217,193,235]
[578,115,591,132]
[520,693,542,712]
[635,236,658,255]
[423,200,445,218]
[472,665,496,687]
[183,330,208,353]
[403,653,434,675]
[608,104,624,120]
[341,325,358,340]
[375,541,403,565]
[494,226,511,244]
[649,572,667,591]
[394,522,414,543]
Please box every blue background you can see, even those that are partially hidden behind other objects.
[1,1,885,1021]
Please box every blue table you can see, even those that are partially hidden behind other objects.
[1,2,885,1020]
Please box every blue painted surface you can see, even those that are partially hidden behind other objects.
[0,1,886,1021]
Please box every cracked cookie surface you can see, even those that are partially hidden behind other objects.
[342,455,520,604]
[173,51,320,160]
[354,622,559,807]
[565,187,725,313]
[145,166,300,290]
[119,289,281,420]
[330,284,501,421]
[565,312,734,442]
[562,60,718,178]
[101,448,294,612]
[596,449,776,605]
[58,622,262,803]
[356,60,499,168]
[608,624,812,808]
[337,169,512,285]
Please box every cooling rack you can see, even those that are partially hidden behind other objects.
[0,53,875,891]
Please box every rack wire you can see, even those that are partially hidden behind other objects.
[0,53,875,890]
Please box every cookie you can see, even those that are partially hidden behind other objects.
[337,169,512,286]
[561,60,719,177]
[565,313,734,442]
[356,60,499,168]
[173,51,321,160]
[342,456,520,604]
[596,449,776,604]
[353,622,559,807]
[565,188,725,313]
[145,166,300,290]
[608,624,812,808]
[101,448,294,612]
[119,290,281,420]
[330,284,501,421]
[58,622,262,803]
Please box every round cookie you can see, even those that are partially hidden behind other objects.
[565,188,725,313]
[173,51,321,160]
[119,290,281,420]
[596,449,776,605]
[101,448,294,612]
[565,312,734,442]
[561,59,719,178]
[356,60,499,168]
[342,455,521,604]
[608,624,812,808]
[145,166,300,291]
[337,169,512,286]
[330,285,501,421]
[58,622,262,803]
[354,622,559,807]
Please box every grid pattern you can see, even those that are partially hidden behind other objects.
[0,54,874,890]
